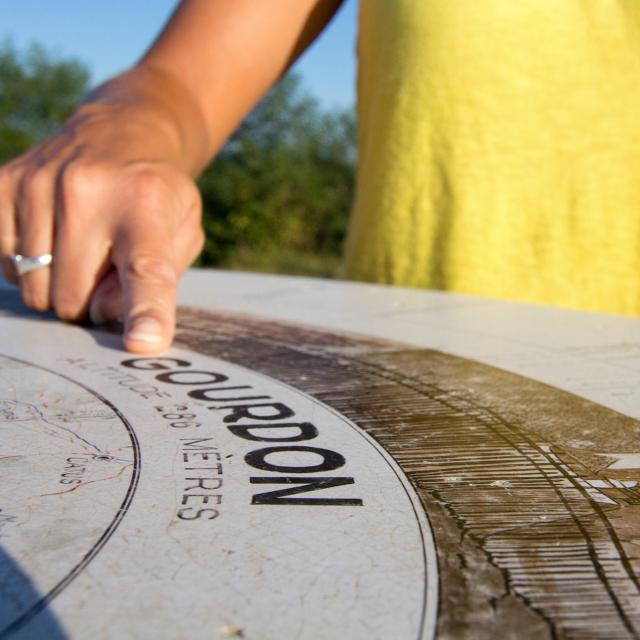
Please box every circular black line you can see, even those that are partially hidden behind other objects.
[0,354,141,638]
[315,400,432,640]
[220,359,434,640]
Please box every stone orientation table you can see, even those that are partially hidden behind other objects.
[1,269,639,639]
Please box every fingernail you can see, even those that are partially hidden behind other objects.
[127,317,164,344]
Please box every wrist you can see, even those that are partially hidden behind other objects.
[80,65,212,175]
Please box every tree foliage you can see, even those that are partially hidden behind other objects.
[198,73,356,276]
[0,42,89,163]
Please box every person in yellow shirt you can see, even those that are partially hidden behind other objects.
[348,1,640,316]
[1,0,638,354]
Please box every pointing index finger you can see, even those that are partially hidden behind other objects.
[113,218,179,354]
[106,166,203,354]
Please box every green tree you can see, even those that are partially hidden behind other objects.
[0,42,89,163]
[198,73,357,276]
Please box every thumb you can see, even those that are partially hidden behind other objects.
[90,270,124,325]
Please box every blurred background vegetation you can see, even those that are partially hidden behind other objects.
[0,42,357,277]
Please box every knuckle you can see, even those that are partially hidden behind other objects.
[0,169,14,196]
[179,181,202,223]
[181,228,205,271]
[0,157,24,183]
[188,232,205,268]
[20,167,51,201]
[194,227,205,254]
[126,254,177,287]
[126,170,168,205]
[177,191,203,241]
[190,191,203,223]
[60,161,104,199]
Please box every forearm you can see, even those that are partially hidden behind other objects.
[82,0,343,176]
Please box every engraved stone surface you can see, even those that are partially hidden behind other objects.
[0,273,639,639]
[0,355,137,636]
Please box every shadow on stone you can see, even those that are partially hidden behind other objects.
[0,544,68,639]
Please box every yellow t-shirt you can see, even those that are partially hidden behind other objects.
[345,0,640,315]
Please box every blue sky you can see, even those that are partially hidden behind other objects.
[0,0,358,110]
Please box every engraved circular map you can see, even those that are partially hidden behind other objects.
[0,355,139,637]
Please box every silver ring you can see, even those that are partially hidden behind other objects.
[10,253,53,276]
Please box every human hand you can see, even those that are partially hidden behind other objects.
[0,0,346,353]
[0,84,205,353]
